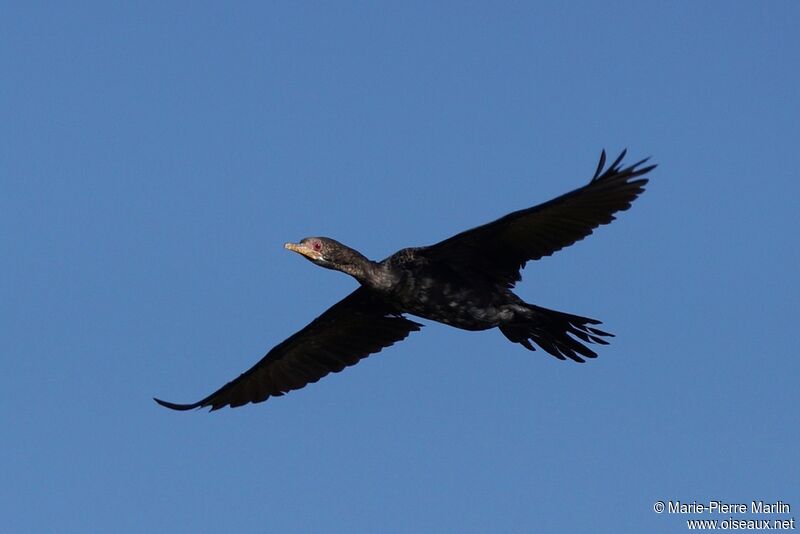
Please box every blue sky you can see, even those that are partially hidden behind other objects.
[2,2,798,532]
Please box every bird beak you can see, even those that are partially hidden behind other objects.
[284,242,323,261]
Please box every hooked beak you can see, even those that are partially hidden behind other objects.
[284,242,323,261]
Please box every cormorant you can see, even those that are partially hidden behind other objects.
[155,150,655,411]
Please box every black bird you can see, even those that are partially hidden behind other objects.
[155,150,655,411]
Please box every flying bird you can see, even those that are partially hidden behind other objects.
[155,150,656,411]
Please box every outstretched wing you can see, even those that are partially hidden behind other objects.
[154,287,422,411]
[421,150,656,287]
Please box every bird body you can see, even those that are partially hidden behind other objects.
[380,249,517,330]
[156,150,656,411]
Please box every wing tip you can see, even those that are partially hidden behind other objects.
[592,148,657,184]
[593,149,608,180]
[153,396,203,411]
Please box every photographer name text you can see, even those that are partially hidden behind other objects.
[658,500,790,515]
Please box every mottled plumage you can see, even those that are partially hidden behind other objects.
[155,150,656,411]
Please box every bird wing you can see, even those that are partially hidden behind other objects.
[420,150,656,287]
[154,287,422,411]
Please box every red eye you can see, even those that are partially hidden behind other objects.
[313,241,322,252]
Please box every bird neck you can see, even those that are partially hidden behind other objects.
[333,251,375,283]
[339,257,394,290]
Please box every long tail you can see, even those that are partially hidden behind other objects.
[499,304,613,362]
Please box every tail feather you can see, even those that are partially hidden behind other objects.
[499,304,614,363]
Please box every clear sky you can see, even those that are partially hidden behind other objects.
[2,2,798,533]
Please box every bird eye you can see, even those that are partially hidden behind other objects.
[313,241,322,252]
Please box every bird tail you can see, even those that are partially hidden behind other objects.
[499,304,613,362]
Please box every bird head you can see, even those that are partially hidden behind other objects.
[284,237,366,272]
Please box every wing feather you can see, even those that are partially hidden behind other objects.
[154,287,422,411]
[421,150,656,287]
